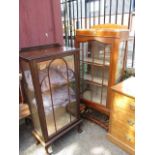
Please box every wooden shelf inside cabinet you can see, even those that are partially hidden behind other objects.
[76,24,129,130]
[80,58,110,66]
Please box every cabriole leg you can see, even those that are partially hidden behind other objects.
[45,145,53,155]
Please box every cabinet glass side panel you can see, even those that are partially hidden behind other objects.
[115,41,126,83]
[21,60,42,138]
[37,56,77,136]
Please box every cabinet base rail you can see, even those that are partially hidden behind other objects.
[32,119,83,155]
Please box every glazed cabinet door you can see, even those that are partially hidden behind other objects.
[36,55,78,136]
[80,40,111,107]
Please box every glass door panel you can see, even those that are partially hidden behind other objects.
[82,42,93,63]
[38,56,77,136]
[93,66,102,85]
[93,41,111,66]
[37,59,69,135]
[82,82,102,105]
[103,67,110,86]
[101,86,108,106]
[66,81,78,122]
[83,63,93,82]
[64,55,78,122]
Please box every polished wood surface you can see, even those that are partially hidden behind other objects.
[76,24,129,39]
[20,44,82,154]
[75,24,129,130]
[20,44,79,61]
[108,77,135,154]
[111,76,135,98]
[19,104,31,120]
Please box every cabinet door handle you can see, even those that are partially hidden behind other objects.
[127,119,135,126]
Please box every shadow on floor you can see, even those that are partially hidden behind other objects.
[19,120,128,155]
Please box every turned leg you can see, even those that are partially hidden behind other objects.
[45,145,53,155]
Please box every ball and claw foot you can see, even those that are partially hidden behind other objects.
[45,146,53,155]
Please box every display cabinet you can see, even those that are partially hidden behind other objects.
[107,77,135,155]
[75,24,129,130]
[20,44,82,154]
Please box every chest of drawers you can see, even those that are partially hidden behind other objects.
[107,77,135,154]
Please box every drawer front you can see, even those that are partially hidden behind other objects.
[110,125,135,148]
[110,119,135,136]
[113,93,135,113]
[111,108,135,128]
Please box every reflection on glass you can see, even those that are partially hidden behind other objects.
[64,55,75,72]
[101,86,108,106]
[21,61,43,138]
[83,63,93,82]
[82,63,109,86]
[82,82,107,106]
[66,81,77,122]
[81,41,111,66]
[93,66,103,85]
[37,57,77,136]
[83,83,101,104]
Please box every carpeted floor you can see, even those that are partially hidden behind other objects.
[19,120,128,155]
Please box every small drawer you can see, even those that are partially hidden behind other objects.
[113,93,135,113]
[111,109,135,128]
[110,119,135,135]
[110,126,135,148]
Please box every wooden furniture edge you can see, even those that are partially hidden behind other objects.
[32,119,83,147]
[107,133,135,155]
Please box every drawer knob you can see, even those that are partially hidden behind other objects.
[129,104,135,111]
[127,120,135,126]
[125,135,132,142]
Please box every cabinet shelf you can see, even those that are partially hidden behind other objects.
[42,80,76,91]
[82,74,108,86]
[81,89,107,107]
[80,57,110,66]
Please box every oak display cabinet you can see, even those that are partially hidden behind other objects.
[75,24,129,130]
[20,44,82,154]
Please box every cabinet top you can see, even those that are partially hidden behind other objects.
[19,44,79,61]
[111,77,135,98]
[76,24,129,39]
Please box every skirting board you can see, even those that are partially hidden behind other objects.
[107,133,135,155]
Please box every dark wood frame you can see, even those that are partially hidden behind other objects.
[20,44,82,154]
[75,24,129,131]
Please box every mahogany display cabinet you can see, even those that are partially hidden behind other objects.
[20,44,82,154]
[75,24,129,130]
